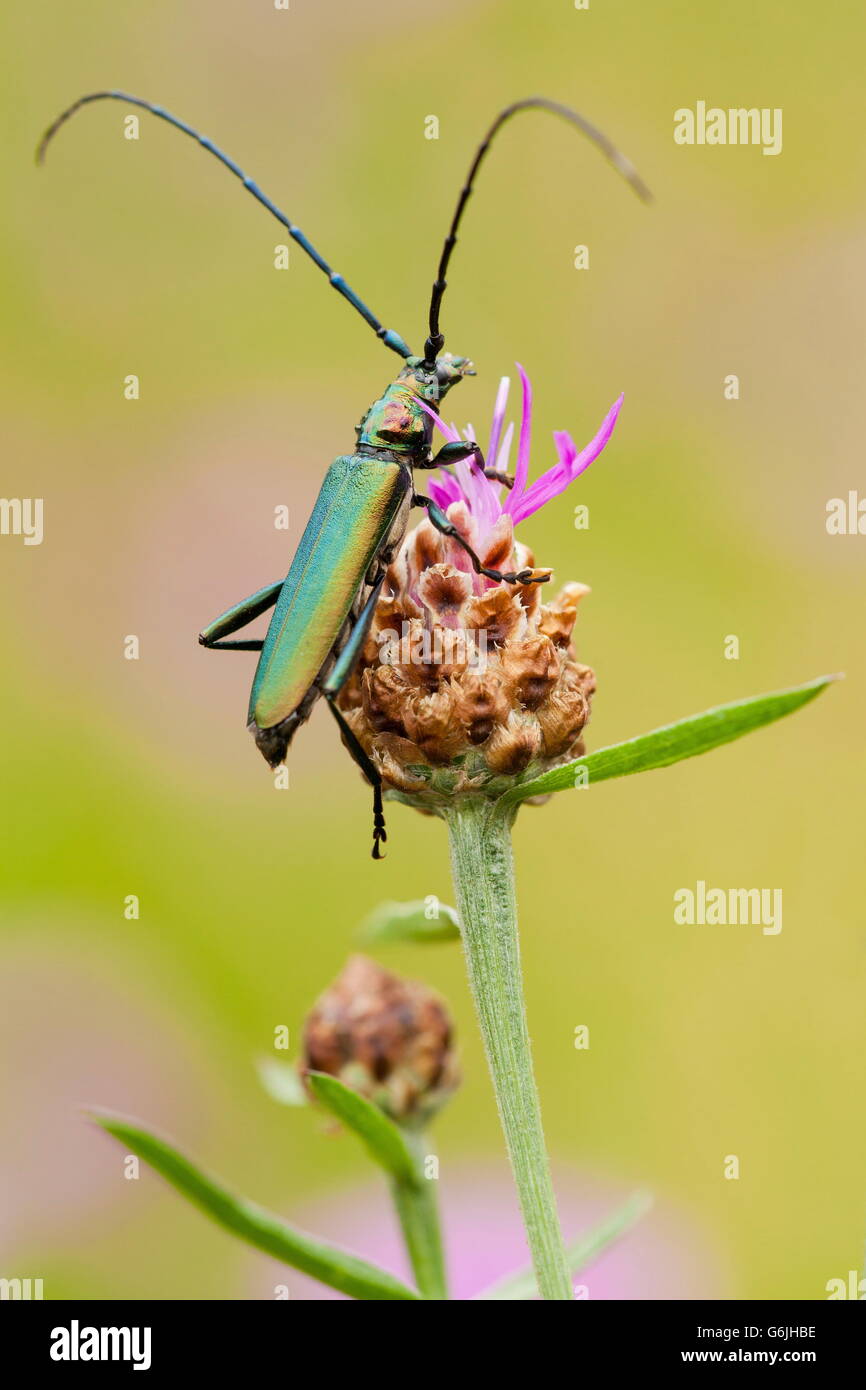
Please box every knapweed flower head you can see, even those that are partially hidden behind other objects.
[301,955,459,1125]
[339,368,622,807]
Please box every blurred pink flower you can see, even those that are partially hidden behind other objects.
[245,1163,728,1301]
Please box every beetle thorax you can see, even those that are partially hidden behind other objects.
[357,352,475,456]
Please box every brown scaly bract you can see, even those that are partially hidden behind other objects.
[339,507,596,809]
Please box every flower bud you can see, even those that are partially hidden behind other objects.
[301,955,459,1124]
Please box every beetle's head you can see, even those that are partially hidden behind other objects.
[435,353,475,397]
[436,353,478,403]
[403,352,475,403]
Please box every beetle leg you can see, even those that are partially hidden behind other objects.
[199,580,283,651]
[320,573,389,859]
[483,468,515,489]
[323,574,387,696]
[421,439,482,470]
[412,495,552,586]
[422,440,514,489]
[323,698,387,859]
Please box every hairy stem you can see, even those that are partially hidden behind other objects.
[390,1130,448,1299]
[445,798,572,1301]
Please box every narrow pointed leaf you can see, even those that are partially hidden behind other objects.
[256,1057,308,1107]
[306,1072,419,1187]
[500,675,838,807]
[91,1110,420,1300]
[478,1190,653,1300]
[358,899,461,946]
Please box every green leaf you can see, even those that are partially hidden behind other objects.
[305,1072,419,1187]
[256,1057,308,1107]
[357,898,460,946]
[500,674,839,807]
[477,1190,653,1300]
[90,1110,420,1301]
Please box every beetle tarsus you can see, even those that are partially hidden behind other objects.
[415,494,553,586]
[487,565,552,585]
[371,785,387,859]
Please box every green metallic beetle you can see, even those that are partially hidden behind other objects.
[38,93,648,855]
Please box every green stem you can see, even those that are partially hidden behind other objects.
[390,1129,448,1299]
[445,798,572,1301]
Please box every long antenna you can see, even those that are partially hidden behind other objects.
[423,96,651,364]
[37,91,413,361]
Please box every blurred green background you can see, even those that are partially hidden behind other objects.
[1,0,863,1299]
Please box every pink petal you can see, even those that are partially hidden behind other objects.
[418,397,460,444]
[495,421,514,476]
[510,394,624,524]
[487,376,510,477]
[428,476,462,511]
[504,364,533,516]
[567,393,624,479]
[461,427,501,534]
